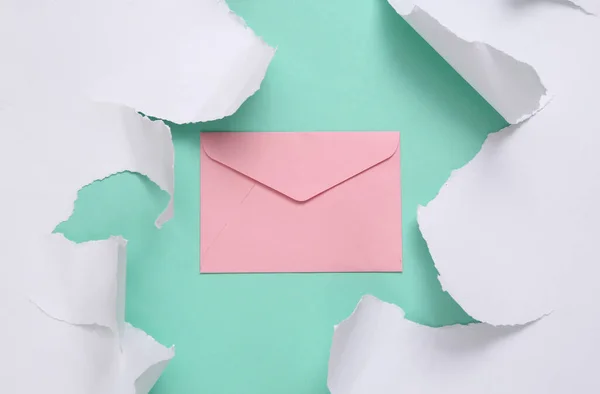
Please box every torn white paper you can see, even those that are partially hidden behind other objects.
[2,100,174,230]
[388,0,550,124]
[0,0,275,124]
[329,1,600,393]
[27,235,128,334]
[123,323,177,394]
[329,296,570,394]
[0,101,175,394]
[414,0,600,325]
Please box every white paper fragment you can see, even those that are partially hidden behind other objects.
[414,0,600,325]
[0,101,175,394]
[27,235,127,334]
[329,0,600,393]
[123,324,177,394]
[388,0,550,124]
[2,236,174,394]
[329,296,573,394]
[1,100,174,230]
[419,93,596,327]
[0,0,275,124]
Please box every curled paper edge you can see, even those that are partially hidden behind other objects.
[0,101,176,394]
[0,0,276,125]
[387,0,556,325]
[328,1,600,393]
[388,0,551,124]
[416,121,555,326]
[95,111,175,229]
[27,235,127,333]
[28,236,175,394]
[192,8,277,124]
[327,295,544,394]
[123,323,176,394]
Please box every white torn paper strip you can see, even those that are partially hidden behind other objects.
[329,0,600,393]
[387,0,550,124]
[0,101,175,393]
[0,0,275,124]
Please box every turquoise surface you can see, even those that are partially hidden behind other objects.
[57,0,506,392]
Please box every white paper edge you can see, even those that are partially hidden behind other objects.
[1,101,176,393]
[387,0,551,124]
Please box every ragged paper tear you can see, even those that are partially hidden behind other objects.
[388,0,550,124]
[0,101,175,393]
[329,0,600,392]
[1,100,174,231]
[0,0,275,124]
[27,235,128,334]
[328,296,568,394]
[414,0,600,326]
[123,323,177,394]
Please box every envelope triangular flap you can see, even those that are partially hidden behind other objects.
[202,131,399,202]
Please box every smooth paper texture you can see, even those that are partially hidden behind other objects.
[329,0,600,393]
[200,132,402,272]
[388,0,550,124]
[0,0,275,124]
[0,101,175,393]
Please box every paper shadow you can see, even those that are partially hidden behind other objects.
[375,0,507,138]
[429,319,538,354]
[507,0,592,14]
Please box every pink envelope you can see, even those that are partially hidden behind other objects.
[200,131,402,273]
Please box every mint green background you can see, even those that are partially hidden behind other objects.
[57,0,506,392]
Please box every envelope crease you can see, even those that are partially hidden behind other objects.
[202,132,400,201]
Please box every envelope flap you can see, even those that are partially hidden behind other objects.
[202,132,399,202]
